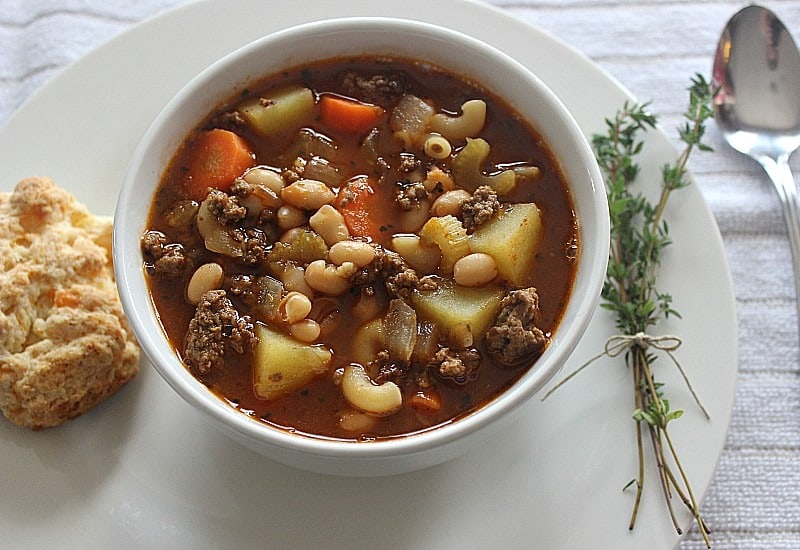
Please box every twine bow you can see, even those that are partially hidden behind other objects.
[542,331,709,420]
[604,332,682,356]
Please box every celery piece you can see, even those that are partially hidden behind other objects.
[419,215,469,274]
[451,137,516,194]
[266,229,328,267]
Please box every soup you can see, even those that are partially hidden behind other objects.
[141,55,578,441]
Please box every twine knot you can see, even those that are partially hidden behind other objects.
[604,332,683,357]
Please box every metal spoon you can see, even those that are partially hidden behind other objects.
[713,5,800,318]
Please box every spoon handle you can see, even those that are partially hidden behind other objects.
[758,155,800,319]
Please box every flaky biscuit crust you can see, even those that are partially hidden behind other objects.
[0,177,139,429]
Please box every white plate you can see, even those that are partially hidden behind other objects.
[0,1,737,548]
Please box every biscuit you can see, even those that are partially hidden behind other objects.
[0,177,140,429]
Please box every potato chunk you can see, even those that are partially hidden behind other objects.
[253,324,331,400]
[238,87,315,137]
[411,279,503,341]
[469,203,542,286]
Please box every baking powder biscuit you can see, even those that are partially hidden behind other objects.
[0,177,140,429]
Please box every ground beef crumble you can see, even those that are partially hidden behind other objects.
[228,274,265,306]
[430,346,481,383]
[141,230,167,258]
[485,287,548,366]
[461,185,501,231]
[395,181,428,211]
[235,227,271,265]
[209,110,247,132]
[370,350,409,384]
[229,179,253,199]
[340,72,407,106]
[184,289,257,376]
[350,246,438,299]
[398,153,422,174]
[141,230,189,279]
[206,189,246,225]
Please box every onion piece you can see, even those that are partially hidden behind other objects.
[412,320,440,364]
[303,156,343,187]
[383,299,417,364]
[196,197,243,257]
[390,94,434,148]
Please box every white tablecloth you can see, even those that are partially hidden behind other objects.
[2,1,799,548]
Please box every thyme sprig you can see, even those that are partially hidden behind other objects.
[545,74,716,547]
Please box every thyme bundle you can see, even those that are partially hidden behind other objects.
[544,75,716,547]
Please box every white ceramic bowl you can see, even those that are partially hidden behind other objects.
[114,17,609,476]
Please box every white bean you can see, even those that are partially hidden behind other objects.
[243,167,284,194]
[280,179,335,210]
[186,262,224,305]
[309,204,349,245]
[453,252,498,287]
[304,259,356,295]
[276,204,307,230]
[239,185,282,211]
[328,240,375,267]
[279,291,312,324]
[289,319,321,343]
[431,189,471,217]
[278,264,314,297]
[391,234,441,273]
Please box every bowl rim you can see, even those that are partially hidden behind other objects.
[114,16,609,463]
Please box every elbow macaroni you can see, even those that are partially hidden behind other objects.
[423,134,452,159]
[429,99,487,141]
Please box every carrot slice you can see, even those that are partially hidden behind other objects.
[319,95,384,134]
[409,388,442,413]
[186,128,254,200]
[333,177,395,245]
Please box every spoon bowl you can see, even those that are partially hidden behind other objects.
[713,4,800,321]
